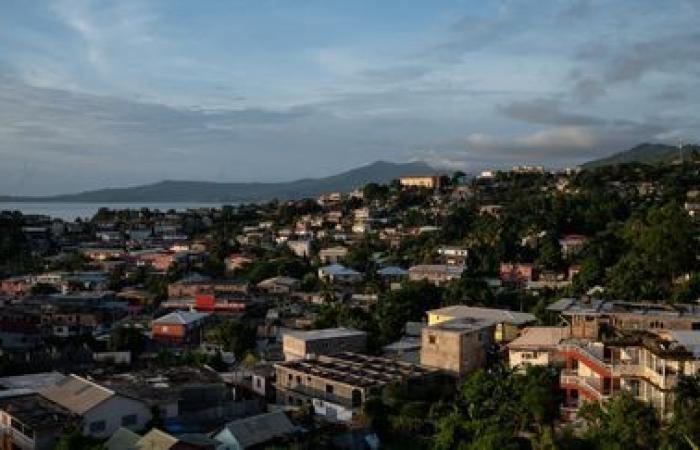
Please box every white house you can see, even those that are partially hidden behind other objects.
[40,374,151,439]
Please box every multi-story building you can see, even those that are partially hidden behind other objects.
[408,264,464,286]
[437,246,469,266]
[558,329,700,419]
[548,298,700,340]
[282,328,367,361]
[275,352,432,422]
[420,317,495,377]
[399,176,441,189]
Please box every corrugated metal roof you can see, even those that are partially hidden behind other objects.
[40,374,114,414]
[223,411,295,448]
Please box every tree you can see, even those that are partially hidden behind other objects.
[668,375,700,448]
[55,428,104,450]
[578,391,660,450]
[204,319,256,360]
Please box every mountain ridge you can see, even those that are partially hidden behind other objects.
[0,160,436,203]
[582,142,700,168]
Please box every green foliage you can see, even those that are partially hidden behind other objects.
[432,365,562,450]
[204,319,257,360]
[578,392,660,450]
[55,428,104,450]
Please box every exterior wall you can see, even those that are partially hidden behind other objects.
[509,349,551,369]
[420,326,493,376]
[399,176,439,189]
[82,396,151,439]
[275,365,368,409]
[282,334,367,361]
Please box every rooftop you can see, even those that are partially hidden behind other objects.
[428,305,536,325]
[152,310,210,325]
[427,317,496,333]
[283,327,367,342]
[508,327,569,350]
[0,394,75,430]
[547,298,700,318]
[40,374,114,415]
[220,411,296,448]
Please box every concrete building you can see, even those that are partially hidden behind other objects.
[282,328,367,361]
[547,298,700,340]
[151,311,210,345]
[275,353,432,422]
[39,374,151,439]
[318,246,348,264]
[286,240,312,258]
[508,327,569,370]
[427,305,536,342]
[558,329,700,419]
[399,176,441,189]
[408,264,464,286]
[0,394,76,450]
[420,317,495,377]
[437,246,469,266]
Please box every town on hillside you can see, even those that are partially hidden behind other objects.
[1,159,700,449]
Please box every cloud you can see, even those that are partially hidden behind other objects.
[497,98,606,126]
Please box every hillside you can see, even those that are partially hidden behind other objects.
[0,160,435,203]
[583,143,700,168]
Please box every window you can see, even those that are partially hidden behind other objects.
[325,384,334,394]
[256,378,262,388]
[89,420,106,433]
[428,335,437,345]
[121,414,137,427]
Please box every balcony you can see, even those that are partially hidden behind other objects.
[279,383,360,409]
[561,372,606,400]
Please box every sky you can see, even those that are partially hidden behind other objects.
[1,0,699,195]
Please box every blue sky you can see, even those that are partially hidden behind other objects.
[1,0,699,195]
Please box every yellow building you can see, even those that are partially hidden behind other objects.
[426,305,536,343]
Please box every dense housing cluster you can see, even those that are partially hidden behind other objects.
[0,157,700,449]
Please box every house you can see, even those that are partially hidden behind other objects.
[225,254,254,272]
[558,234,587,259]
[275,353,432,422]
[151,311,210,345]
[213,411,297,450]
[39,374,151,439]
[318,264,362,284]
[408,264,464,286]
[399,176,441,189]
[318,246,349,264]
[420,317,495,377]
[437,246,469,266]
[105,428,218,450]
[377,266,408,288]
[286,240,312,258]
[508,327,569,370]
[426,305,536,342]
[257,276,300,295]
[547,298,700,340]
[499,262,535,284]
[0,394,77,450]
[282,328,367,361]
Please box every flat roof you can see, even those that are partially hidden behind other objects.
[428,305,536,325]
[283,327,367,342]
[275,352,431,388]
[508,327,569,350]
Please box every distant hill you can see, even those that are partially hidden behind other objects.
[583,143,700,168]
[0,160,436,203]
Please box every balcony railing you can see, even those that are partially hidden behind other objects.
[561,373,606,399]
